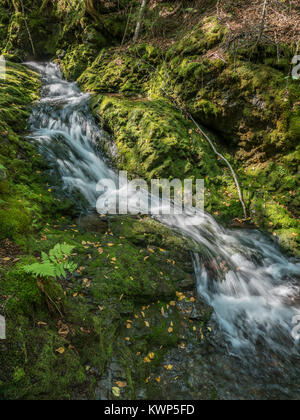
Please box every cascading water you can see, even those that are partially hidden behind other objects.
[26,62,300,399]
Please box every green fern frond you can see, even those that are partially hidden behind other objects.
[23,263,56,278]
[23,243,77,280]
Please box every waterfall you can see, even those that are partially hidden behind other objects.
[26,62,300,399]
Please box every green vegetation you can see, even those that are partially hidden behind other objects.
[23,243,77,279]
[0,0,299,401]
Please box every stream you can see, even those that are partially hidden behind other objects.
[26,62,300,400]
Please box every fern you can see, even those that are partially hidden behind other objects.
[24,243,77,279]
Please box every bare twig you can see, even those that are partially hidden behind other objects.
[20,0,36,56]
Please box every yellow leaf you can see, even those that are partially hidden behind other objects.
[126,323,131,329]
[145,321,150,328]
[170,301,176,307]
[149,352,155,360]
[116,381,127,388]
[144,357,151,363]
[164,364,173,371]
[112,387,121,397]
[155,377,161,383]
[56,347,65,354]
[107,243,114,247]
[168,327,173,334]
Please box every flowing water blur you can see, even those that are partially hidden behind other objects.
[26,62,300,399]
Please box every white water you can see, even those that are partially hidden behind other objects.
[27,62,300,397]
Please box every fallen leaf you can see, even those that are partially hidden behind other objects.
[112,387,121,397]
[56,347,65,355]
[116,381,127,388]
[58,324,70,338]
[168,327,173,333]
[145,321,150,328]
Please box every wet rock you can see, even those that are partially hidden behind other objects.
[189,300,213,321]
[77,213,108,233]
[177,275,195,291]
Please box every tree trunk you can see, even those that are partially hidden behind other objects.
[133,0,148,43]
[257,0,268,45]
